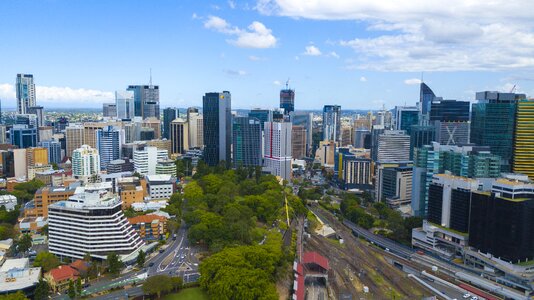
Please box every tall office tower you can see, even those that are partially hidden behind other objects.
[420,82,436,115]
[471,91,527,172]
[340,126,352,147]
[142,117,161,139]
[10,125,37,148]
[233,117,262,167]
[115,91,135,120]
[40,140,62,164]
[411,142,501,217]
[187,111,203,148]
[0,125,6,144]
[102,103,117,118]
[427,174,479,234]
[353,129,371,149]
[375,161,413,206]
[96,126,123,170]
[54,117,69,133]
[336,149,373,190]
[409,125,436,160]
[203,91,231,166]
[272,109,285,122]
[163,107,178,139]
[71,145,100,177]
[249,109,273,131]
[0,98,2,124]
[48,188,143,260]
[2,149,27,178]
[377,130,410,161]
[16,74,36,114]
[170,118,189,155]
[263,121,292,180]
[38,126,53,142]
[292,112,313,156]
[513,99,534,180]
[469,176,534,262]
[291,125,307,160]
[139,127,155,141]
[16,114,38,128]
[147,139,172,154]
[280,83,295,114]
[27,106,44,127]
[395,106,419,135]
[375,109,393,130]
[370,125,385,161]
[26,147,48,167]
[65,125,84,157]
[133,146,168,175]
[127,84,160,119]
[323,105,341,142]
[430,99,470,146]
[83,122,122,149]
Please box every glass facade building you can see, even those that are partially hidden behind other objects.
[127,85,160,120]
[323,105,341,142]
[248,109,272,131]
[395,106,419,135]
[409,125,436,160]
[10,125,37,148]
[162,107,178,140]
[232,117,262,167]
[513,100,534,180]
[203,91,232,167]
[279,88,295,114]
[420,82,436,115]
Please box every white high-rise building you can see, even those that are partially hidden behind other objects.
[133,146,168,175]
[72,145,100,177]
[263,122,292,180]
[48,186,143,260]
[115,91,135,120]
[16,74,36,115]
[188,112,203,148]
[377,130,410,161]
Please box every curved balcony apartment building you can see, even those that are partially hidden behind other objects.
[48,189,143,260]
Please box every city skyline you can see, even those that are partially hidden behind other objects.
[1,0,534,110]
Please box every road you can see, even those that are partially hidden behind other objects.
[79,220,200,298]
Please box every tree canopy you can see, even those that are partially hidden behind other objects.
[33,252,60,272]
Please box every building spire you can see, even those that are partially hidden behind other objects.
[149,68,153,86]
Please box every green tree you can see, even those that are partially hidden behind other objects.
[68,280,76,299]
[83,252,92,262]
[183,181,204,204]
[40,224,48,237]
[76,277,82,295]
[136,250,146,268]
[33,279,50,300]
[33,252,60,272]
[106,252,123,276]
[171,276,183,291]
[142,275,174,298]
[0,291,28,300]
[0,224,16,240]
[16,234,32,254]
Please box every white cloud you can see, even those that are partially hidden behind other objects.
[273,80,282,85]
[191,13,199,20]
[359,76,367,82]
[404,78,422,85]
[224,69,248,76]
[204,16,277,48]
[303,45,322,56]
[257,0,534,71]
[0,83,113,104]
[228,0,236,9]
[328,51,340,58]
[294,55,300,60]
[248,55,265,61]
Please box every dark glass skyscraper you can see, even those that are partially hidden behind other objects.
[395,106,419,135]
[10,125,37,148]
[232,117,262,167]
[248,109,272,131]
[280,86,295,114]
[409,125,436,160]
[323,105,341,142]
[203,91,232,167]
[96,126,122,170]
[127,85,160,119]
[471,91,527,172]
[420,82,436,115]
[163,107,178,139]
[430,100,470,146]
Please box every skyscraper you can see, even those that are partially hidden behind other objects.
[102,103,117,118]
[170,118,189,154]
[394,106,419,135]
[72,145,100,177]
[377,130,410,161]
[471,91,527,172]
[513,99,534,180]
[127,84,160,119]
[409,125,436,160]
[96,126,123,170]
[280,83,295,114]
[420,82,436,115]
[65,124,84,157]
[323,105,341,142]
[10,125,37,148]
[27,106,44,127]
[163,107,178,139]
[263,121,292,180]
[133,146,168,175]
[291,125,307,160]
[16,74,36,114]
[187,110,203,149]
[430,99,470,146]
[203,91,231,166]
[292,112,313,156]
[115,91,135,120]
[40,140,62,164]
[248,109,273,131]
[232,117,262,167]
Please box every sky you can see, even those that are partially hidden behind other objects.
[1,0,534,110]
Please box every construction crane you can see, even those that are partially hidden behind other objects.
[510,84,517,93]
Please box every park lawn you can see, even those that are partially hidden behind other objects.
[163,287,209,300]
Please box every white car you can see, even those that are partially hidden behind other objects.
[463,294,471,299]
[470,297,478,300]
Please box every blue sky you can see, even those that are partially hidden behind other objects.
[1,0,533,110]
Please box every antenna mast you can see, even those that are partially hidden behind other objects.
[149,68,153,86]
